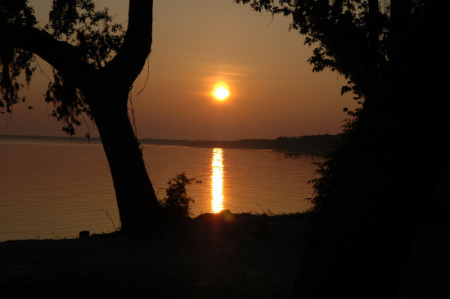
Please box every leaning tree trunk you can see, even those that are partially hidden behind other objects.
[1,0,159,231]
[88,88,160,232]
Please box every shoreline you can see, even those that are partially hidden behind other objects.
[0,134,338,152]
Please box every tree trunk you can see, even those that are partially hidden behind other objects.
[389,0,412,56]
[88,89,160,232]
[1,1,159,232]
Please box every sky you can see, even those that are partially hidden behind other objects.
[1,0,358,141]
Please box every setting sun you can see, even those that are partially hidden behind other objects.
[213,86,230,101]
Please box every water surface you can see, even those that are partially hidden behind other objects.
[0,138,320,241]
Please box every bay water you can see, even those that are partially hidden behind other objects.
[0,138,320,241]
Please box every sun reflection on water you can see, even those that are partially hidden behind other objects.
[211,148,224,213]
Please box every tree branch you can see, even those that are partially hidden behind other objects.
[104,0,153,88]
[0,23,94,90]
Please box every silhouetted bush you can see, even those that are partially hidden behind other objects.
[159,172,195,219]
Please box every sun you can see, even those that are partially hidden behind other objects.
[213,86,230,101]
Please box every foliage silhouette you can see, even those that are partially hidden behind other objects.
[234,0,412,211]
[159,173,195,220]
[236,1,450,298]
[0,0,160,231]
[235,0,391,103]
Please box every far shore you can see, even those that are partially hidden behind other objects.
[0,134,338,152]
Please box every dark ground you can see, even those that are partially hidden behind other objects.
[1,211,449,298]
[0,212,306,298]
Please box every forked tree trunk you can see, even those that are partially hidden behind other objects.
[88,89,160,231]
[1,0,160,231]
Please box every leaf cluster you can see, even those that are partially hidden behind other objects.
[44,70,92,135]
[46,0,124,68]
[235,0,390,101]
[0,0,36,113]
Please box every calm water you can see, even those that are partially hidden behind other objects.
[0,138,320,241]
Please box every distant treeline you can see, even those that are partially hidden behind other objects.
[140,134,339,153]
[0,134,339,153]
[0,135,102,143]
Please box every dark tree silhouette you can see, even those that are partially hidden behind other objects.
[0,0,160,231]
[236,0,450,298]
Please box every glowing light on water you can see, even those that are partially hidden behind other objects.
[211,148,224,213]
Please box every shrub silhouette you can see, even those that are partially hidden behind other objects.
[159,173,195,219]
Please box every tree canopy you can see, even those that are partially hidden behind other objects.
[1,0,125,134]
[234,0,441,209]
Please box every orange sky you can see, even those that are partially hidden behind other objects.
[1,0,358,140]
